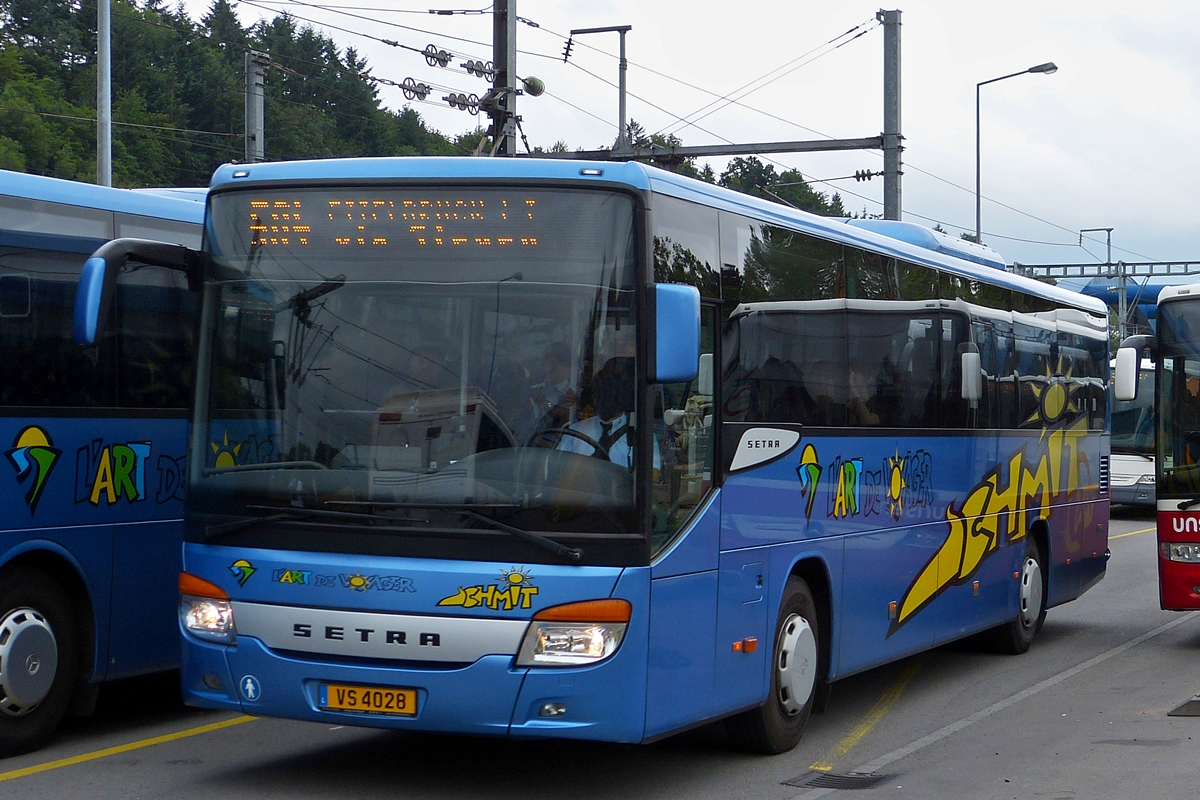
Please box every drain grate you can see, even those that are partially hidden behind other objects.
[783,771,892,790]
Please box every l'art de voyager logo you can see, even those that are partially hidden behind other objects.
[5,426,62,515]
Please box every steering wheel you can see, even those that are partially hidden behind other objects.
[527,426,611,460]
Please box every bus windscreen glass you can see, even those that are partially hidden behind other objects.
[1156,302,1200,496]
[195,187,641,554]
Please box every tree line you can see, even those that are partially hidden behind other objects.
[0,0,845,215]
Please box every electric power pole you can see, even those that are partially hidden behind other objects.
[97,0,112,186]
[881,9,902,221]
[245,51,270,163]
[485,0,519,156]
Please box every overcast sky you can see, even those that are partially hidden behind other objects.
[178,0,1200,267]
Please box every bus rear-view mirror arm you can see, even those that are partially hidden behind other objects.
[73,238,205,346]
[1115,334,1156,402]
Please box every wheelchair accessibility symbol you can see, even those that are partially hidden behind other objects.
[240,675,261,702]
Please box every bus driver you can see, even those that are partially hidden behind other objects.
[556,357,659,472]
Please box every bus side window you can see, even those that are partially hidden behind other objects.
[0,247,116,408]
[115,262,195,410]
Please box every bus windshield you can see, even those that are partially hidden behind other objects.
[1111,367,1154,454]
[191,186,642,557]
[1156,301,1200,496]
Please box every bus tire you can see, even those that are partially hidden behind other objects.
[986,537,1046,655]
[0,566,79,756]
[727,577,820,754]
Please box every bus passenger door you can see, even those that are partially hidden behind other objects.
[105,265,193,677]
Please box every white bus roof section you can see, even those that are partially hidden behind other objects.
[1156,282,1200,306]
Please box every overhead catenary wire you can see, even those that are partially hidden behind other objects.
[655,18,880,139]
[83,2,1162,261]
[81,0,477,153]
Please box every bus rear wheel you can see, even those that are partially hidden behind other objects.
[985,537,1046,655]
[727,577,821,754]
[0,566,78,756]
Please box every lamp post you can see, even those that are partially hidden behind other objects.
[975,62,1057,243]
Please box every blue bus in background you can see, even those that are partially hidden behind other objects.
[0,170,203,754]
[78,157,1111,754]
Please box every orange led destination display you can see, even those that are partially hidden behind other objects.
[246,196,540,249]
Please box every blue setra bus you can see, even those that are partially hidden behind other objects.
[77,157,1111,753]
[0,170,203,754]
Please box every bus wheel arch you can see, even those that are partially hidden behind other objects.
[1022,520,1050,635]
[789,558,832,714]
[984,521,1049,655]
[727,560,830,754]
[1,552,97,711]
[0,561,85,755]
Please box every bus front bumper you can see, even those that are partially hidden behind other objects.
[181,633,647,742]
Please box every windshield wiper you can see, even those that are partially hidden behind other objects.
[201,505,394,540]
[201,460,331,477]
[1178,497,1200,510]
[326,501,582,563]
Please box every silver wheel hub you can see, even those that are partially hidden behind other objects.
[1019,556,1044,629]
[0,607,58,717]
[776,613,817,716]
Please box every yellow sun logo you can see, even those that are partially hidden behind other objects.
[345,574,372,591]
[886,450,907,519]
[210,431,242,469]
[500,567,533,587]
[1025,356,1080,430]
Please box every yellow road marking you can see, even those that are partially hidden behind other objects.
[1111,526,1155,540]
[0,715,255,783]
[809,658,922,772]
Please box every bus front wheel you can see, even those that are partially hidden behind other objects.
[727,577,821,754]
[0,566,78,756]
[986,537,1046,655]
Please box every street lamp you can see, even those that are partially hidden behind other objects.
[975,62,1057,243]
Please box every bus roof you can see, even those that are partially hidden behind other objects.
[1155,282,1200,306]
[207,157,1105,317]
[0,169,206,224]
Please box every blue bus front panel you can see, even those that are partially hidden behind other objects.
[181,545,651,741]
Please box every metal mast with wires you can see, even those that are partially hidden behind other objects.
[550,10,904,220]
[483,0,519,155]
[881,9,902,220]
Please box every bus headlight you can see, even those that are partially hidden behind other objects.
[1162,543,1200,563]
[516,599,631,667]
[1136,475,1155,485]
[179,572,236,644]
[181,596,236,644]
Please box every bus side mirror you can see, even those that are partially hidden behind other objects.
[653,283,700,383]
[961,350,982,402]
[73,238,203,345]
[697,352,713,396]
[1114,347,1140,401]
